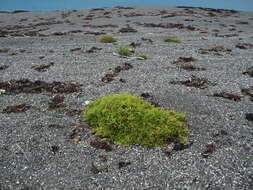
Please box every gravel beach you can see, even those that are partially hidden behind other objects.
[0,6,253,190]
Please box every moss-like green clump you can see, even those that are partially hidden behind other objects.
[164,37,182,43]
[100,35,117,43]
[84,93,190,147]
[117,46,131,56]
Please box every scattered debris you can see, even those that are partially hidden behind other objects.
[48,95,65,110]
[119,25,137,33]
[70,47,81,52]
[50,145,59,154]
[140,92,151,99]
[0,65,9,70]
[31,62,54,72]
[0,48,10,53]
[118,161,131,169]
[177,57,196,63]
[210,92,241,101]
[215,34,238,38]
[141,37,153,43]
[69,125,90,143]
[119,78,126,83]
[86,46,102,53]
[212,130,228,137]
[64,108,83,116]
[201,143,216,158]
[90,161,108,174]
[101,63,133,83]
[178,64,206,71]
[236,43,253,50]
[243,67,253,77]
[48,124,64,128]
[0,89,5,94]
[241,88,253,101]
[236,21,249,25]
[0,79,82,94]
[129,42,141,48]
[114,63,133,73]
[124,13,145,17]
[101,73,117,83]
[245,113,253,122]
[2,104,31,113]
[90,140,113,152]
[170,75,216,89]
[199,46,232,56]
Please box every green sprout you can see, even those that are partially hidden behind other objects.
[138,54,148,60]
[117,46,131,56]
[84,93,190,147]
[164,37,182,43]
[100,35,117,43]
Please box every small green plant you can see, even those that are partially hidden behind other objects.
[138,54,148,60]
[164,37,182,43]
[117,46,131,56]
[84,93,190,147]
[100,35,117,43]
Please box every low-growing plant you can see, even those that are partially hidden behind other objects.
[138,54,148,60]
[100,35,117,43]
[117,46,131,56]
[84,93,190,147]
[164,37,182,43]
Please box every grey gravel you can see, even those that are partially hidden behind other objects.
[0,6,253,190]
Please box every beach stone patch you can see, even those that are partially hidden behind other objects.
[31,63,54,72]
[170,75,216,89]
[209,92,241,101]
[236,43,253,49]
[199,46,232,56]
[2,104,31,113]
[0,79,82,94]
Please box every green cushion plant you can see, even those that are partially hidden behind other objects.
[100,35,117,43]
[164,37,182,43]
[84,93,190,147]
[117,46,131,56]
